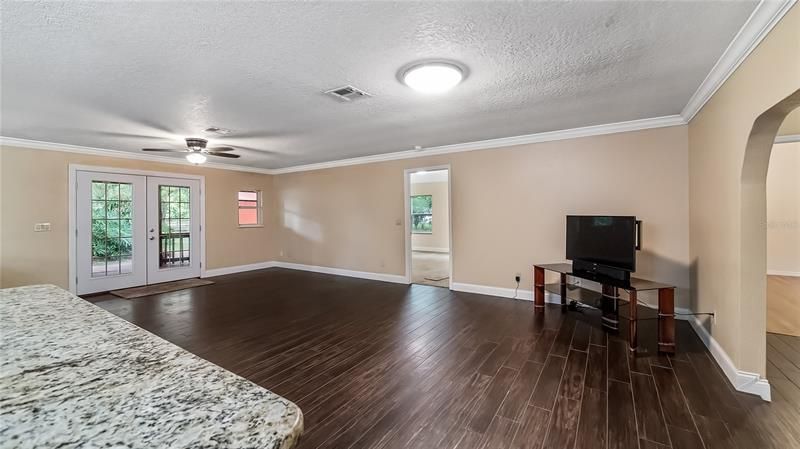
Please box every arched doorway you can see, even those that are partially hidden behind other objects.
[739,89,800,394]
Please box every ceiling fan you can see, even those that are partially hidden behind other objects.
[142,138,241,164]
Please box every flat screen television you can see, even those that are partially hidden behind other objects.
[566,215,637,273]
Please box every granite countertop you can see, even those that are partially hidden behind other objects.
[0,284,303,449]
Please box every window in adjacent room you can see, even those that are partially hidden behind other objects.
[411,195,433,233]
[238,190,262,227]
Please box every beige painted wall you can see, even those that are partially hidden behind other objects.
[778,107,800,135]
[767,142,800,275]
[411,180,450,252]
[273,125,691,307]
[0,145,275,289]
[688,5,800,376]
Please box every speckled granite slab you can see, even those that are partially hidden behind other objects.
[0,284,303,449]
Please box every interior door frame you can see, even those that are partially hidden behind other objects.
[69,164,206,294]
[403,164,453,289]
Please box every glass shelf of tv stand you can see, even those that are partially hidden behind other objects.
[543,283,661,321]
[535,263,675,292]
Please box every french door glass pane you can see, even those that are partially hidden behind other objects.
[90,181,134,277]
[159,185,191,268]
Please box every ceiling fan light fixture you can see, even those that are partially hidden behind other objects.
[402,61,465,94]
[186,152,207,164]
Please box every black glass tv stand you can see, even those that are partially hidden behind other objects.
[533,263,676,353]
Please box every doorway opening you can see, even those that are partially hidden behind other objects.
[764,108,800,391]
[738,89,799,398]
[405,167,452,288]
[69,165,205,295]
[766,132,800,337]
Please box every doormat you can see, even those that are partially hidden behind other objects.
[110,278,214,299]
[424,276,450,282]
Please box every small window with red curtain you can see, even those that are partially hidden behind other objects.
[238,190,262,227]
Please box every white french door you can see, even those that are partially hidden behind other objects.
[76,172,148,294]
[75,171,202,295]
[146,177,201,284]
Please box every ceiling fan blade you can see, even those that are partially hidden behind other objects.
[207,146,235,152]
[207,152,240,158]
[97,131,167,139]
[142,148,186,152]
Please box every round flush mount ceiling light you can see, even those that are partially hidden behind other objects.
[186,152,207,164]
[401,61,465,94]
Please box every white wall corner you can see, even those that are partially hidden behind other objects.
[687,315,771,401]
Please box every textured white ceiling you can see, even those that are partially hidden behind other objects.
[1,1,757,169]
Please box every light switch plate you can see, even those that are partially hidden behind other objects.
[34,222,51,232]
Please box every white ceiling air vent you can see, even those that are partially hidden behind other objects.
[324,85,372,102]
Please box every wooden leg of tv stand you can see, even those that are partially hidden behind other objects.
[658,288,676,353]
[628,290,638,352]
[533,266,545,311]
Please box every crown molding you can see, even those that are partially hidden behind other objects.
[269,114,686,174]
[1,115,686,176]
[681,0,797,122]
[0,136,274,175]
[775,133,800,144]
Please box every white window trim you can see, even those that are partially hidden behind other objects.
[238,190,264,228]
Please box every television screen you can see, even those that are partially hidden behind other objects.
[566,215,637,272]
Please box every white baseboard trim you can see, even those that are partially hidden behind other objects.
[202,260,407,284]
[687,315,771,401]
[767,270,800,277]
[412,247,450,253]
[450,282,571,306]
[452,282,531,301]
[202,261,276,278]
[272,261,408,284]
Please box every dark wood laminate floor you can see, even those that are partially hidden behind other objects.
[90,268,800,449]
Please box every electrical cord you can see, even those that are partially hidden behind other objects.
[513,280,520,299]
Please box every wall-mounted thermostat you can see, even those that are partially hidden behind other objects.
[34,223,51,232]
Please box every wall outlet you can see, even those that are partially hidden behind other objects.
[34,223,51,232]
[515,274,521,283]
[571,278,581,286]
